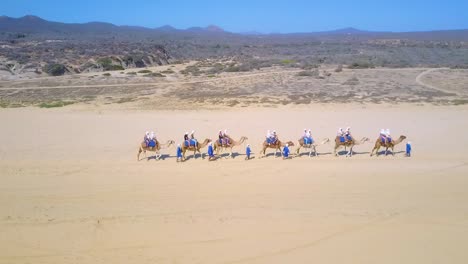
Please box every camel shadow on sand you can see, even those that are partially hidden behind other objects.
[335,150,370,156]
[375,150,405,156]
[296,151,333,157]
[145,154,172,161]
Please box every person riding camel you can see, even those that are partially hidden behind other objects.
[148,131,157,148]
[190,130,197,147]
[144,131,150,147]
[272,131,278,144]
[379,128,387,144]
[306,129,313,144]
[223,129,230,146]
[266,130,272,145]
[345,127,352,141]
[385,128,392,143]
[184,132,189,146]
[218,130,224,144]
[337,128,345,142]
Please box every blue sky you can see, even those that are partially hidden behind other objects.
[2,0,467,33]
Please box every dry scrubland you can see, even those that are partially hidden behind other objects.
[1,62,468,109]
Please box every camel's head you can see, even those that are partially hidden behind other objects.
[361,137,370,143]
[286,141,295,146]
[400,135,407,140]
[168,140,175,146]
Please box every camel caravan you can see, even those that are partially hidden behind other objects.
[137,128,410,162]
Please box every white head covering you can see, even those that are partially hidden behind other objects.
[385,129,390,136]
[285,144,289,147]
[304,128,307,132]
[308,129,311,132]
[146,131,149,135]
[191,130,195,134]
[247,144,250,147]
[407,142,411,145]
[346,127,351,132]
[185,131,188,135]
[224,129,228,134]
[273,130,276,134]
[177,143,181,147]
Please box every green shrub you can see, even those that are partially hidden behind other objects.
[144,72,165,77]
[138,69,152,74]
[102,73,111,76]
[38,101,75,108]
[43,63,67,76]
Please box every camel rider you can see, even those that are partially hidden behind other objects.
[337,128,345,142]
[218,130,224,144]
[147,131,157,148]
[176,144,182,162]
[303,129,308,139]
[223,129,230,146]
[306,129,313,144]
[345,127,352,141]
[283,144,290,159]
[190,130,197,147]
[184,132,189,146]
[266,130,272,145]
[380,128,387,144]
[385,129,392,143]
[144,131,150,147]
[272,131,278,144]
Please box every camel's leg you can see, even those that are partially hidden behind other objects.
[296,146,300,156]
[391,147,395,156]
[313,146,317,157]
[334,145,339,157]
[385,147,388,156]
[137,147,142,161]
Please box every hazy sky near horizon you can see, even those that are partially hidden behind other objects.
[2,0,467,33]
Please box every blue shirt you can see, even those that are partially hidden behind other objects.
[406,144,411,153]
[283,146,290,157]
[208,145,214,156]
[246,146,251,156]
[177,147,182,157]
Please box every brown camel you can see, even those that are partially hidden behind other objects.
[370,135,406,157]
[213,136,248,158]
[137,139,175,161]
[296,138,330,157]
[181,138,211,160]
[334,136,369,157]
[260,139,295,158]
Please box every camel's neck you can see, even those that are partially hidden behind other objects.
[233,137,246,146]
[393,137,404,145]
[199,140,210,148]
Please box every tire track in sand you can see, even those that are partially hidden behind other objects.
[415,68,457,95]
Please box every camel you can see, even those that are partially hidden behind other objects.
[334,136,369,157]
[137,139,175,161]
[181,138,211,160]
[213,136,248,158]
[296,138,330,157]
[370,135,406,157]
[260,139,295,158]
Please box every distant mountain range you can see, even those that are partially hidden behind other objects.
[1,15,468,41]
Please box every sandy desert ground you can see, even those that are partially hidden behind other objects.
[1,103,468,263]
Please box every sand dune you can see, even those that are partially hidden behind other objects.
[1,104,468,263]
